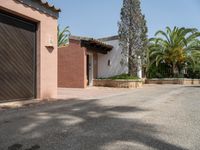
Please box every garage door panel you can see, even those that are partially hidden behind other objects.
[0,11,36,101]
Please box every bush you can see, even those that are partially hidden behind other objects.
[187,68,200,79]
[147,63,172,79]
[147,63,200,79]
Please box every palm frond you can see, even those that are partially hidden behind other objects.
[148,26,200,74]
[58,26,71,47]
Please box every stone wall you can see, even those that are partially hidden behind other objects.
[146,79,200,85]
[93,79,143,88]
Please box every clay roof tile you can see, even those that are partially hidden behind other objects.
[36,0,61,12]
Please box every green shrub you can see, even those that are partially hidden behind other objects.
[147,63,200,79]
[187,67,200,79]
[147,63,172,79]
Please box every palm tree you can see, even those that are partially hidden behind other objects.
[58,26,70,47]
[148,26,200,77]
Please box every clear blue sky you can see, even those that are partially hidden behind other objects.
[48,0,200,38]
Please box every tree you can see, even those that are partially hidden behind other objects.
[118,0,148,76]
[148,26,200,77]
[58,26,70,47]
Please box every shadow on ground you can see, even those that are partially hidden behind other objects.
[1,99,188,150]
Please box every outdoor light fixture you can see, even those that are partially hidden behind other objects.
[46,36,54,48]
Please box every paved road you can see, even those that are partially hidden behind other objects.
[0,85,200,150]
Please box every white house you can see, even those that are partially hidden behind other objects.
[98,36,128,78]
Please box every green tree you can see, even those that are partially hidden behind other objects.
[118,0,148,76]
[58,26,70,47]
[148,26,200,77]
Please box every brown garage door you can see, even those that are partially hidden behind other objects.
[0,11,36,102]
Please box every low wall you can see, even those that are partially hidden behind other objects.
[93,79,143,88]
[145,78,200,85]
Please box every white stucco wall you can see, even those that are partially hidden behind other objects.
[98,39,128,78]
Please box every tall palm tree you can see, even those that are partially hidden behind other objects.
[148,26,200,77]
[58,26,70,47]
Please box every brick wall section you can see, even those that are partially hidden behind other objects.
[58,39,87,88]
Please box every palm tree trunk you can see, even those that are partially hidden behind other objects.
[172,63,176,77]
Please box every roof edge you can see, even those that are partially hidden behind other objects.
[98,35,119,41]
[15,0,60,18]
[69,35,113,52]
[36,0,61,12]
[69,35,93,41]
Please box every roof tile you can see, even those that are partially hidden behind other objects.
[35,0,61,12]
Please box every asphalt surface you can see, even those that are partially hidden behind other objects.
[0,85,200,150]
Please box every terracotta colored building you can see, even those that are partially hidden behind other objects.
[0,0,60,102]
[58,36,113,88]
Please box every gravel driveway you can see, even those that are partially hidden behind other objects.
[0,85,199,150]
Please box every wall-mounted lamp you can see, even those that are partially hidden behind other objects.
[46,36,54,48]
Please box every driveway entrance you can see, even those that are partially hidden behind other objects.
[0,85,200,150]
[58,87,134,100]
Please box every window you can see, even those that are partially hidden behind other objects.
[108,59,111,66]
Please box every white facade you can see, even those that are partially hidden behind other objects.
[98,36,128,78]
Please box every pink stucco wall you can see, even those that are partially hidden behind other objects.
[0,0,58,99]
